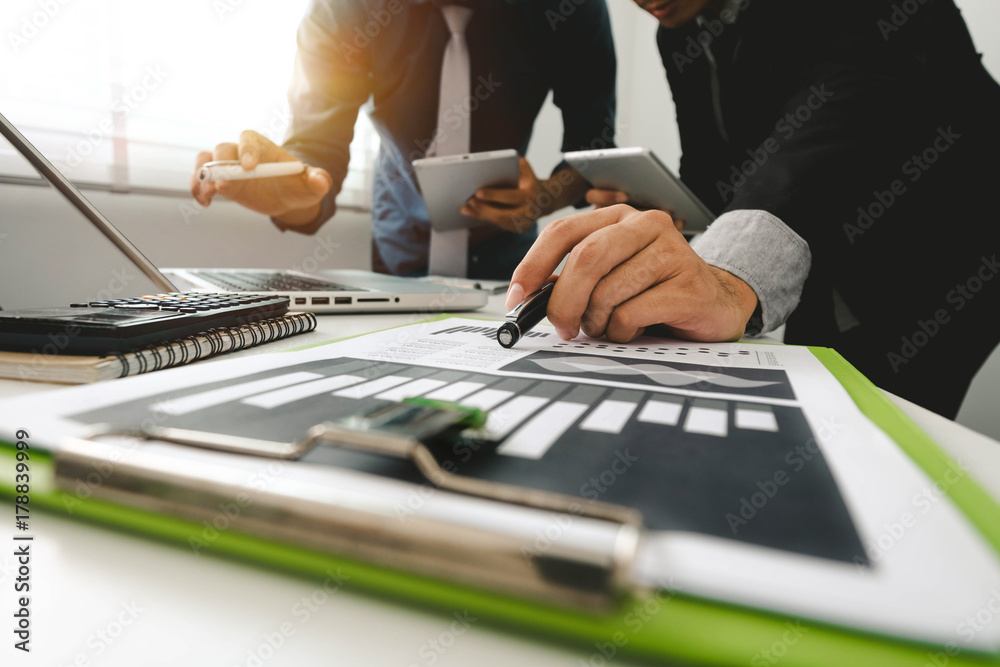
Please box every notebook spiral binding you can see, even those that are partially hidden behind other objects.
[110,312,317,378]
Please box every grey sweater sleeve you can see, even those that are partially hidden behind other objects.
[690,209,811,335]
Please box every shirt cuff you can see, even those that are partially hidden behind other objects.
[268,189,336,236]
[690,210,811,335]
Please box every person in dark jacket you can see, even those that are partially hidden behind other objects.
[508,0,1000,417]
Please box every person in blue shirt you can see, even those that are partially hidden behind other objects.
[190,0,617,279]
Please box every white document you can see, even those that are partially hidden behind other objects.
[2,318,999,650]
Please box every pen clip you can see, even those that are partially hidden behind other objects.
[504,282,555,320]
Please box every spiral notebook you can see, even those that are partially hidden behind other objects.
[0,312,317,384]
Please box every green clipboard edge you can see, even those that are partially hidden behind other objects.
[2,324,999,666]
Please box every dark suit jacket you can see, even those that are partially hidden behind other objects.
[657,0,1000,416]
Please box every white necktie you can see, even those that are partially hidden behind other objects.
[427,4,473,278]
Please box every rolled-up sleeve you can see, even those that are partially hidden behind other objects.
[691,209,811,334]
[273,0,374,233]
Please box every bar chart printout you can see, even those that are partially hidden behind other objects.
[72,342,863,565]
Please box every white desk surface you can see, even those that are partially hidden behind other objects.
[2,294,998,667]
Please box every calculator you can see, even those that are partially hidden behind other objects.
[0,292,289,354]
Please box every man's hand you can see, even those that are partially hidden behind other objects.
[190,130,333,227]
[586,188,629,208]
[506,205,757,343]
[586,188,685,231]
[461,158,587,234]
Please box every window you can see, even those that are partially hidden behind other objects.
[0,0,378,209]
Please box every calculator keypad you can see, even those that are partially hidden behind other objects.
[71,292,280,312]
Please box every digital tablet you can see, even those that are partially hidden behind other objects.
[563,147,715,232]
[413,149,520,231]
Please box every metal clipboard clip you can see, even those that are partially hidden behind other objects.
[56,400,646,612]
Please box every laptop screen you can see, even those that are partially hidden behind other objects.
[0,120,170,310]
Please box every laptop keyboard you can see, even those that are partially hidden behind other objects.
[188,270,360,293]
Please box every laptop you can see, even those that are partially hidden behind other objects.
[0,111,488,313]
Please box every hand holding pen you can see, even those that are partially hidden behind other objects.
[198,160,306,182]
[497,282,555,348]
[189,129,333,226]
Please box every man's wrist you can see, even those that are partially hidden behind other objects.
[709,266,759,330]
[274,202,323,227]
[540,170,588,216]
[271,201,331,236]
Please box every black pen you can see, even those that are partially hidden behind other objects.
[497,282,555,348]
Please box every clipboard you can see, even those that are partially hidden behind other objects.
[54,400,642,613]
[2,330,1000,666]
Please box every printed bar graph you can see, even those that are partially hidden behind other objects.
[637,397,684,426]
[375,378,448,402]
[334,375,411,399]
[461,388,515,411]
[580,399,639,434]
[243,374,365,409]
[735,403,779,432]
[484,396,550,439]
[68,354,867,564]
[152,371,323,416]
[424,381,487,402]
[684,399,729,437]
[498,402,590,459]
